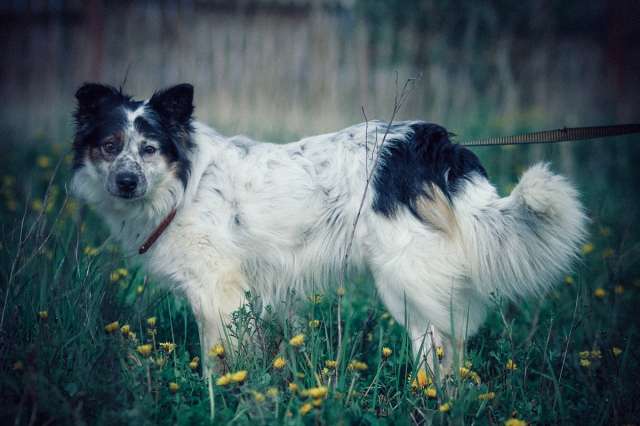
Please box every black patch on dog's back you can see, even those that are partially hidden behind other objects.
[372,122,487,219]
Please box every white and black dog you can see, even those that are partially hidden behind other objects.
[71,83,587,371]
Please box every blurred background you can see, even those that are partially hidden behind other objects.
[1,1,638,139]
[1,0,639,200]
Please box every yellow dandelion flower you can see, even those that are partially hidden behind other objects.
[109,271,121,282]
[382,347,393,358]
[348,360,368,371]
[266,387,279,398]
[614,285,625,295]
[459,367,470,378]
[505,359,517,371]
[425,387,437,398]
[272,356,286,369]
[216,374,232,386]
[438,402,450,413]
[189,356,200,370]
[137,344,153,357]
[581,243,594,255]
[116,268,128,277]
[253,391,265,402]
[13,360,24,371]
[146,317,157,327]
[436,346,445,359]
[36,155,51,168]
[299,403,313,416]
[564,276,574,285]
[30,199,43,212]
[470,371,482,384]
[580,358,591,367]
[38,310,48,320]
[412,368,431,389]
[593,288,607,298]
[612,347,623,357]
[288,382,299,393]
[304,386,328,399]
[104,321,120,333]
[308,294,323,304]
[230,370,247,383]
[325,360,337,369]
[169,382,180,393]
[159,342,176,353]
[136,285,144,295]
[209,343,225,358]
[322,367,330,376]
[478,391,496,401]
[505,418,527,426]
[308,319,320,328]
[83,246,99,256]
[120,324,131,336]
[590,349,602,359]
[312,398,323,407]
[578,350,590,359]
[128,332,137,341]
[289,334,305,347]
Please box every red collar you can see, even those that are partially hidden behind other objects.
[138,208,177,254]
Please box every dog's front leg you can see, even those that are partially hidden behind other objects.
[182,266,249,372]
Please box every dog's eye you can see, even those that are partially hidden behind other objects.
[102,142,116,154]
[143,145,157,156]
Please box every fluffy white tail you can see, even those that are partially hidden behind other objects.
[459,163,588,300]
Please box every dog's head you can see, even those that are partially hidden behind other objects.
[71,83,194,204]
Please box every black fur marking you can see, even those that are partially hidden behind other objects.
[134,114,193,187]
[148,84,194,125]
[72,83,195,188]
[73,84,141,169]
[372,122,487,219]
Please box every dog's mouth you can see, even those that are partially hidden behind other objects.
[106,186,146,201]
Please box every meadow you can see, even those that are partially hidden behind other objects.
[1,128,639,425]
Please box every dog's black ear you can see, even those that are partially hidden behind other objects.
[148,84,194,124]
[75,83,121,113]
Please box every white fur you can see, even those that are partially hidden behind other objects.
[72,117,587,370]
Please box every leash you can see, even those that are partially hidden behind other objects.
[459,123,640,147]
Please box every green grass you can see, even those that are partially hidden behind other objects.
[1,140,639,425]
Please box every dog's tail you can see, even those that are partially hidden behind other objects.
[454,163,588,301]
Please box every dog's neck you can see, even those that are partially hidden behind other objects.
[100,125,222,258]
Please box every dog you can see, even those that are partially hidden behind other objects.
[71,83,587,372]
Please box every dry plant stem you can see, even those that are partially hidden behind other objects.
[335,76,418,380]
[554,290,581,411]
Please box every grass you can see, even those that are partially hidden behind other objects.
[1,138,639,425]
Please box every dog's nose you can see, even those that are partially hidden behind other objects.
[116,172,138,193]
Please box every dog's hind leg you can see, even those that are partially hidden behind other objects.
[369,220,487,378]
